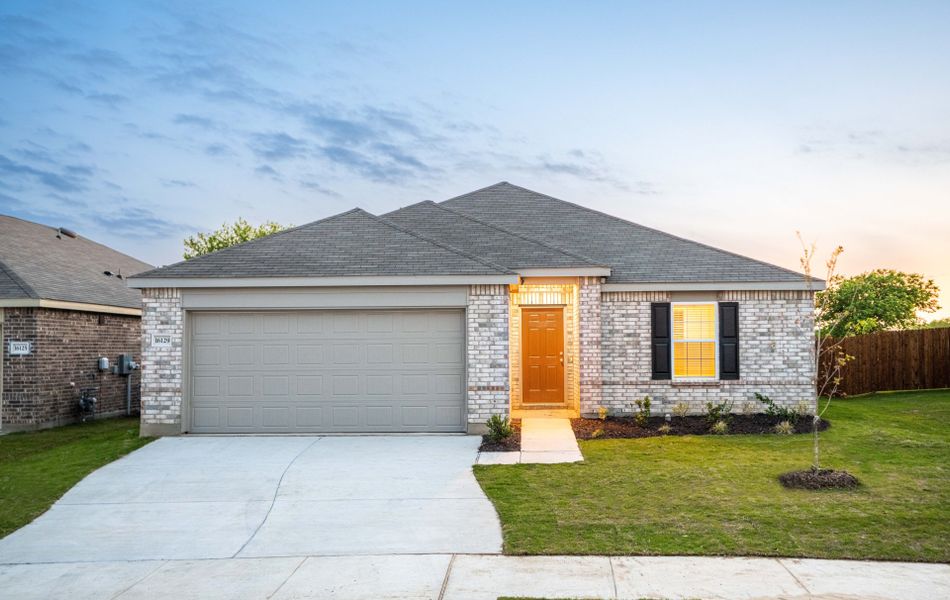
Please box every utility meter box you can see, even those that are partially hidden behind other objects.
[116,354,139,375]
[98,357,110,371]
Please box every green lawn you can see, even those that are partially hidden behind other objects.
[475,390,950,562]
[0,417,152,538]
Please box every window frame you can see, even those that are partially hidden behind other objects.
[670,301,719,381]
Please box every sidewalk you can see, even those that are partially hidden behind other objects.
[1,553,946,599]
[477,417,583,465]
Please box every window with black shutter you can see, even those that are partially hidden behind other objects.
[651,302,671,379]
[719,302,740,380]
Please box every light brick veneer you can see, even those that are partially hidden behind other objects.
[466,284,510,431]
[139,288,184,436]
[579,277,603,410]
[596,290,815,417]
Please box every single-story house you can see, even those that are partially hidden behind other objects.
[1,216,152,431]
[128,182,820,436]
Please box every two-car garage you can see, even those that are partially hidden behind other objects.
[187,308,467,433]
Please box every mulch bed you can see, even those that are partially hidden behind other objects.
[571,414,829,440]
[478,419,521,452]
[779,468,860,489]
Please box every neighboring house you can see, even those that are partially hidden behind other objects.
[0,216,153,431]
[128,182,820,436]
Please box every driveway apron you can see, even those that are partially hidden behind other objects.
[0,435,502,563]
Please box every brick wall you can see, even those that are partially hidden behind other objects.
[1,307,141,430]
[597,290,815,416]
[139,288,183,436]
[466,284,509,431]
[578,277,603,410]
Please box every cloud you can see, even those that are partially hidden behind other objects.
[254,164,281,179]
[85,92,129,107]
[87,209,188,239]
[0,153,90,193]
[249,132,308,161]
[204,143,233,156]
[798,127,950,165]
[173,113,220,130]
[298,178,339,197]
[160,178,197,188]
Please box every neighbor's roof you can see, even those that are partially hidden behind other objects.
[0,215,153,309]
[132,208,514,280]
[441,182,805,284]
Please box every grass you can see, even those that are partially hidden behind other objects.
[475,389,950,562]
[0,417,152,538]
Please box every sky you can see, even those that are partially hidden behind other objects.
[1,1,949,318]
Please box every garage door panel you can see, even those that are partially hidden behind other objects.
[189,309,466,433]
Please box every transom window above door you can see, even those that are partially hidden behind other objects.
[672,303,717,379]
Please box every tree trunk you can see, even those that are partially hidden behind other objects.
[812,414,821,471]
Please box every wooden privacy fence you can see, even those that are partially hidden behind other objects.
[823,327,950,396]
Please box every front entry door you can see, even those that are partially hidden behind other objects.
[522,307,565,404]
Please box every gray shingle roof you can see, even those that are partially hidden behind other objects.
[383,201,605,270]
[134,208,513,279]
[441,182,805,283]
[0,215,153,309]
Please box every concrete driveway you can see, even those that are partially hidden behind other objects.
[0,435,502,563]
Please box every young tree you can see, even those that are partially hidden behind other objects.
[183,218,288,259]
[817,269,940,337]
[799,234,851,471]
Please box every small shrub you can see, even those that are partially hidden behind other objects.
[671,402,690,419]
[795,399,812,418]
[710,420,729,435]
[704,400,734,425]
[633,396,651,426]
[591,428,604,439]
[773,420,795,435]
[485,415,513,442]
[657,423,672,435]
[597,406,608,421]
[741,401,757,415]
[755,392,800,424]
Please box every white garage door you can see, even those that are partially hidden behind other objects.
[188,309,466,433]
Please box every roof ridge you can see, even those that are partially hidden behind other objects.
[482,182,807,280]
[133,209,363,278]
[360,209,514,275]
[0,257,38,298]
[422,200,607,267]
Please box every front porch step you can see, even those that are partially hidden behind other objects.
[477,417,583,465]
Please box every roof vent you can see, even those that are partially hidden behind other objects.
[103,270,114,277]
[58,227,77,238]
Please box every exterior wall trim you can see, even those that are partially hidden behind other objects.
[0,299,141,316]
[517,267,611,277]
[129,275,519,289]
[602,281,824,292]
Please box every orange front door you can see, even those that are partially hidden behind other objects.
[522,307,565,404]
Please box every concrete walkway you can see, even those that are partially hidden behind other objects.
[0,554,946,599]
[477,417,583,465]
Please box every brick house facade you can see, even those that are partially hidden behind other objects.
[130,183,818,435]
[0,215,152,432]
[1,307,143,430]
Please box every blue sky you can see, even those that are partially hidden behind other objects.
[2,1,949,317]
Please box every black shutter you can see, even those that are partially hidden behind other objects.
[651,303,671,380]
[719,302,739,380]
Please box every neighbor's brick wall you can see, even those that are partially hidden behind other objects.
[596,290,815,416]
[140,288,184,433]
[1,307,141,429]
[466,284,509,426]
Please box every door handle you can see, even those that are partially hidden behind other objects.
[559,351,563,365]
